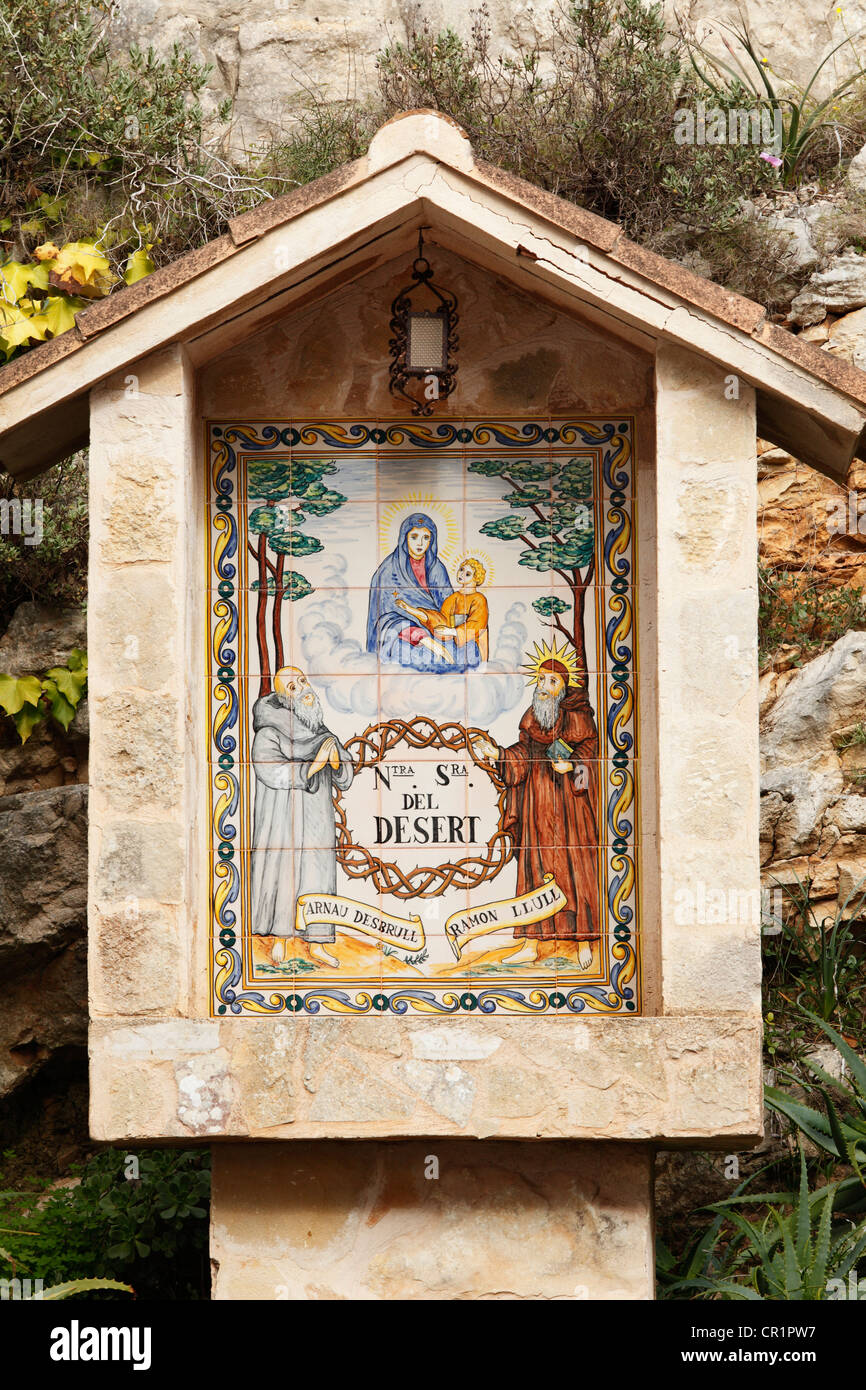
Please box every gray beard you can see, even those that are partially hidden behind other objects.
[533,687,564,730]
[276,689,324,730]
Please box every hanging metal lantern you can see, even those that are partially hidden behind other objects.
[389,230,459,416]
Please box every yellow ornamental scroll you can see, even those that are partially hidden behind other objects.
[443,874,567,960]
[295,894,425,953]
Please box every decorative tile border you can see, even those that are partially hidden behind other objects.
[207,418,640,1016]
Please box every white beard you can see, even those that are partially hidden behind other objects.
[533,686,564,730]
[276,689,324,730]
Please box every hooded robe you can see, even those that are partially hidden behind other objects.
[496,688,601,942]
[365,512,456,671]
[250,694,353,942]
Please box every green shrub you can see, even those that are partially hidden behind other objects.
[0,0,280,279]
[0,1147,211,1299]
[0,452,87,621]
[376,2,775,260]
[758,564,866,669]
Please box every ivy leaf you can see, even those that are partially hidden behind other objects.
[42,680,77,732]
[0,259,49,304]
[45,664,86,704]
[67,649,88,675]
[0,313,47,347]
[12,704,45,743]
[124,246,155,285]
[40,295,85,338]
[48,241,115,299]
[0,674,44,715]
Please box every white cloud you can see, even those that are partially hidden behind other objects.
[298,556,527,722]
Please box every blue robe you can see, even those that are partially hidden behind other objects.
[366,513,457,671]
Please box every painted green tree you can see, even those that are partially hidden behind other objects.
[247,458,346,695]
[468,456,595,673]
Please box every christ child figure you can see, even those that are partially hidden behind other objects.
[471,656,600,969]
[395,558,489,667]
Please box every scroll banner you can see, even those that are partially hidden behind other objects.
[295,874,566,961]
[443,874,566,960]
[295,895,425,952]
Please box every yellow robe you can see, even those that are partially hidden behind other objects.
[418,591,488,647]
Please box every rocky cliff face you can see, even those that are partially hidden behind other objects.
[0,606,89,1174]
[108,0,866,151]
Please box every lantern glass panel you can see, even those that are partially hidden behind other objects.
[407,311,447,371]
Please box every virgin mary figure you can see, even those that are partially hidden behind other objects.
[366,513,456,670]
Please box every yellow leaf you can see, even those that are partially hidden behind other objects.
[41,295,83,338]
[123,246,155,285]
[2,314,47,346]
[50,241,115,299]
[0,301,24,328]
[0,260,50,305]
[34,241,60,261]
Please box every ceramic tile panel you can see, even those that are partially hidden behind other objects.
[207,418,641,1016]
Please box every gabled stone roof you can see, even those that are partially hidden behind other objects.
[1,109,865,479]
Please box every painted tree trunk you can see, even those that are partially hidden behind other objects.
[256,530,271,697]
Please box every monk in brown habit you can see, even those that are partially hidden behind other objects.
[472,658,600,969]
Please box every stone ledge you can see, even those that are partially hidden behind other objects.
[89,1013,763,1145]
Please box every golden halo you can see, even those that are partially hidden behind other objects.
[378,495,460,566]
[521,636,582,688]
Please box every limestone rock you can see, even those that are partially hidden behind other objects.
[799,322,830,344]
[0,602,86,674]
[757,450,866,592]
[826,307,866,371]
[789,250,866,326]
[0,783,88,1105]
[0,937,86,1103]
[848,143,866,194]
[100,0,866,155]
[0,708,88,797]
[761,631,866,876]
[0,784,88,967]
[762,209,820,274]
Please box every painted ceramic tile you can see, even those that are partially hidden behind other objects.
[208,419,641,1016]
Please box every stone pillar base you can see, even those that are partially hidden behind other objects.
[211,1141,654,1300]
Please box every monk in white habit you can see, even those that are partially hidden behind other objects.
[251,666,353,967]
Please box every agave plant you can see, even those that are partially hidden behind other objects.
[767,1016,866,1213]
[28,1278,134,1300]
[683,15,865,186]
[660,1147,866,1299]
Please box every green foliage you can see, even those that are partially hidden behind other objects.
[758,564,866,669]
[659,1147,866,1300]
[767,1017,866,1209]
[0,1148,210,1300]
[35,1278,134,1300]
[0,453,87,619]
[532,595,570,618]
[683,16,865,187]
[375,2,780,296]
[763,875,866,1055]
[835,723,866,751]
[0,0,284,360]
[247,458,345,609]
[255,102,379,189]
[0,648,86,741]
